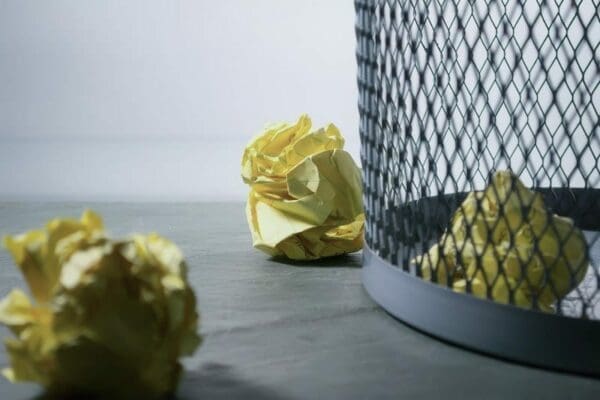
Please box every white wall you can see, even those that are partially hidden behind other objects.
[0,0,359,201]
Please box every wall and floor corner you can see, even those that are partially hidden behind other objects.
[0,0,360,201]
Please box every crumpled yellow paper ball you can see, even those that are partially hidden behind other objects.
[0,210,201,399]
[241,114,364,260]
[413,171,589,311]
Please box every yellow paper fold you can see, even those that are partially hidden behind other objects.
[242,115,364,260]
[413,171,589,311]
[0,210,201,399]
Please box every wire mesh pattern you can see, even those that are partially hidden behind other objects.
[356,0,600,319]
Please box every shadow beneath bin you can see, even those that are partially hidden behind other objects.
[269,253,362,268]
[31,363,293,400]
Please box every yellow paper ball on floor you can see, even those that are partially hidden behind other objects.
[241,114,364,260]
[0,210,201,399]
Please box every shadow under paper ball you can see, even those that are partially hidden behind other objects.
[176,363,293,400]
[269,253,362,268]
[30,363,292,400]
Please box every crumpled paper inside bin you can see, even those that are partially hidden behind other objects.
[413,171,589,312]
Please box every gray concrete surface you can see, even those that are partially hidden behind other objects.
[0,203,598,399]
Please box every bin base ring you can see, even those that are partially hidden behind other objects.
[362,244,600,377]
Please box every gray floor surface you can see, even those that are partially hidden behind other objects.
[0,202,598,399]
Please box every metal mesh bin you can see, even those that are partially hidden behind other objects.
[356,0,600,376]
